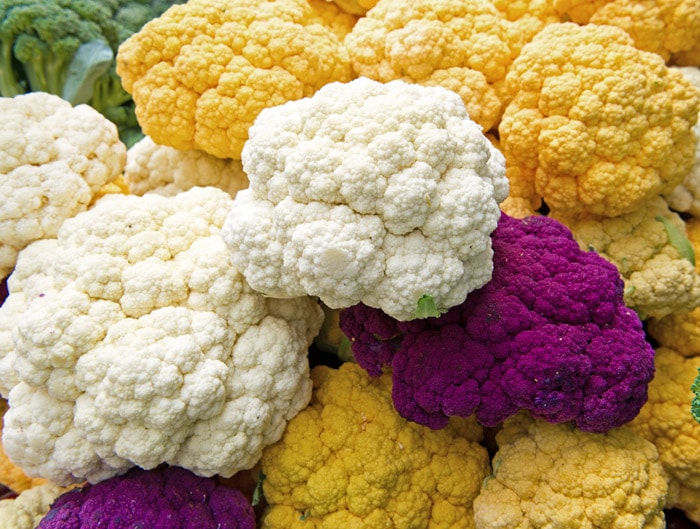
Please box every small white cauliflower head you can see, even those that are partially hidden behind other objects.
[0,92,126,280]
[665,66,700,215]
[0,186,323,485]
[124,136,249,197]
[222,77,508,321]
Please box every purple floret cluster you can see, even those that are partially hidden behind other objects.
[340,213,656,432]
[37,466,256,529]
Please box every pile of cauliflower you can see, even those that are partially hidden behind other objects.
[1,0,700,528]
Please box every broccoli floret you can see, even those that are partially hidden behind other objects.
[0,0,183,146]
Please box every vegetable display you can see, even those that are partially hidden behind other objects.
[1,0,700,527]
[340,213,655,432]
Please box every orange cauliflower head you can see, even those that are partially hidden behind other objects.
[116,0,355,160]
[499,22,699,218]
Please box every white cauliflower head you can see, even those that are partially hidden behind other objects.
[124,136,249,197]
[0,92,126,280]
[0,187,323,485]
[221,77,508,321]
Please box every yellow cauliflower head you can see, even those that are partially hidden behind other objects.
[343,0,521,131]
[116,0,355,160]
[473,412,668,529]
[626,347,700,524]
[259,363,490,529]
[499,22,699,217]
[647,216,700,354]
[555,0,700,63]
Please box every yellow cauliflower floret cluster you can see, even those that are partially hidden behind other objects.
[344,0,518,131]
[500,22,699,218]
[554,0,700,63]
[473,412,668,529]
[259,363,490,529]
[116,0,355,160]
[627,347,700,523]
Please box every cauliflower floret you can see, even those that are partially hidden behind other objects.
[626,347,700,524]
[664,66,700,215]
[473,412,668,529]
[500,22,699,218]
[221,77,508,321]
[343,0,520,131]
[0,482,65,529]
[116,0,355,159]
[0,187,323,485]
[259,363,490,529]
[124,136,249,197]
[0,92,126,279]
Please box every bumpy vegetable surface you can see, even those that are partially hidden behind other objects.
[0,92,126,280]
[36,466,255,529]
[627,347,700,523]
[500,22,699,217]
[340,213,655,432]
[124,135,249,197]
[473,412,668,529]
[0,186,324,485]
[259,363,490,529]
[0,482,65,529]
[222,77,508,321]
[116,0,355,159]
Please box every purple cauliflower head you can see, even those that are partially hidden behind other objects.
[340,213,655,433]
[36,466,256,529]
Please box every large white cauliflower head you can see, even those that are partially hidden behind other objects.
[222,77,508,321]
[0,186,323,485]
[0,92,126,280]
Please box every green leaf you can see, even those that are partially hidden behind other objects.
[415,294,445,319]
[656,216,696,267]
[692,368,700,424]
[252,471,266,506]
[62,40,114,105]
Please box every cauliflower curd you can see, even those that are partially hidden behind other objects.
[0,187,323,485]
[222,77,508,321]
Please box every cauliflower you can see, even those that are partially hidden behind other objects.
[0,92,126,280]
[647,216,700,353]
[36,466,256,529]
[554,0,700,63]
[116,0,356,159]
[0,482,65,529]
[664,66,700,216]
[473,412,668,529]
[0,186,324,485]
[0,400,46,494]
[124,136,249,197]
[343,0,519,131]
[626,347,700,524]
[340,213,655,432]
[499,22,699,218]
[221,77,508,321]
[550,196,700,319]
[259,363,491,529]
